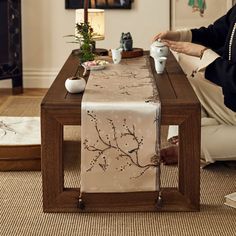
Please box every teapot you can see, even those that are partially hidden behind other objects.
[150,40,169,59]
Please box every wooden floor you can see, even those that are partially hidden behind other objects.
[0,89,48,107]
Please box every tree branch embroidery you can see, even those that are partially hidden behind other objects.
[83,111,159,179]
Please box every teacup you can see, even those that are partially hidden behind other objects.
[111,48,123,64]
[154,57,167,74]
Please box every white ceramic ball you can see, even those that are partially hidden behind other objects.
[65,76,86,93]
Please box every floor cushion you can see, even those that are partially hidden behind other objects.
[0,117,40,171]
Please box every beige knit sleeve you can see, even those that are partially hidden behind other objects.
[177,29,192,42]
[198,49,220,72]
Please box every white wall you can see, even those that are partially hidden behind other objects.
[99,1,170,50]
[1,0,170,88]
[172,0,233,30]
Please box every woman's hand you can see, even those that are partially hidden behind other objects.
[163,40,206,58]
[153,31,180,42]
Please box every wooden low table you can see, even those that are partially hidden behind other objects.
[41,52,200,212]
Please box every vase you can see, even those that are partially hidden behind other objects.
[65,76,86,93]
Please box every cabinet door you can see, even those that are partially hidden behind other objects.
[0,0,10,64]
[0,0,23,93]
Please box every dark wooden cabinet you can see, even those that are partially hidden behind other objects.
[0,0,23,94]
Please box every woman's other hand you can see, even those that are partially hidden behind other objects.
[163,40,206,58]
[153,31,180,42]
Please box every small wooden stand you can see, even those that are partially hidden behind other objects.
[122,48,144,58]
[108,48,144,59]
[72,48,108,57]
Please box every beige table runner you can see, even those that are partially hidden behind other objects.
[81,56,161,193]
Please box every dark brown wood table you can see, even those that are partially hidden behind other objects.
[41,52,201,212]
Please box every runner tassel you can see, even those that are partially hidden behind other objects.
[78,193,85,210]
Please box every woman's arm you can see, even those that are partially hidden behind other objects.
[191,6,235,50]
[205,59,236,89]
[198,50,236,111]
[163,40,236,111]
[205,58,236,111]
[162,40,206,58]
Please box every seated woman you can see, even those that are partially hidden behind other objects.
[153,5,236,165]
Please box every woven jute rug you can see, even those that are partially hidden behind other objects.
[1,164,236,236]
[1,96,236,236]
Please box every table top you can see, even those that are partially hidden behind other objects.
[42,52,200,116]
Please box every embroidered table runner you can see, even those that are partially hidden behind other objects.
[81,55,161,193]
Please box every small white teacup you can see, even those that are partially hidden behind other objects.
[154,57,167,74]
[111,48,122,64]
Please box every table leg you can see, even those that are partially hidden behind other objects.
[41,109,64,211]
[178,108,201,210]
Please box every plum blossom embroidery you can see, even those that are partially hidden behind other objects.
[83,111,159,179]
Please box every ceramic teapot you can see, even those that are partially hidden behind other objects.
[150,40,169,58]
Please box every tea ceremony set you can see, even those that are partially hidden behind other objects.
[65,33,169,93]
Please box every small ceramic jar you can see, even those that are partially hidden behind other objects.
[150,40,169,58]
[65,76,86,93]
